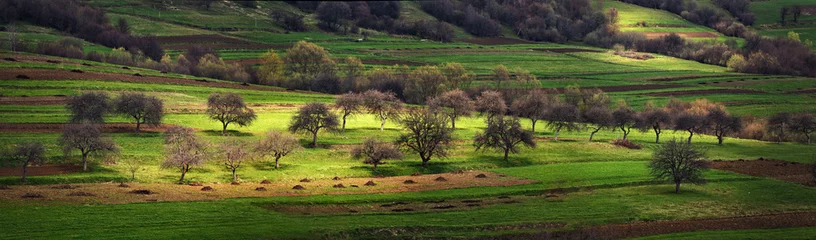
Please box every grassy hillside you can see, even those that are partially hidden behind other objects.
[749,0,816,49]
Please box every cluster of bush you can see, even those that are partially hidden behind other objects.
[0,0,164,61]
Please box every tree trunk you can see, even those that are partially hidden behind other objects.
[675,181,681,194]
[82,152,89,171]
[653,126,661,144]
[342,117,347,132]
[554,126,562,141]
[179,165,188,183]
[503,149,509,161]
[380,119,386,131]
[808,134,812,145]
[275,156,281,169]
[311,131,319,148]
[232,169,238,182]
[621,126,629,140]
[222,121,229,135]
[589,127,601,141]
[131,171,136,181]
[687,130,694,144]
[21,164,27,183]
[373,163,378,172]
[135,119,141,133]
[451,117,456,130]
[421,155,429,168]
[531,120,537,133]
[718,135,724,145]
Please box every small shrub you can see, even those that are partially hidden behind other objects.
[612,139,642,149]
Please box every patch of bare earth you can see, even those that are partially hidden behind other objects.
[0,96,67,105]
[0,123,175,133]
[644,89,765,97]
[459,37,536,45]
[644,32,718,39]
[711,159,816,187]
[0,171,536,205]
[786,88,816,94]
[0,164,81,177]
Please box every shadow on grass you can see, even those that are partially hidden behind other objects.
[201,130,254,137]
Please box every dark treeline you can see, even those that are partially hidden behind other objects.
[421,0,607,42]
[0,0,164,61]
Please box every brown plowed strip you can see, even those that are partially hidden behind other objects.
[711,159,816,187]
[644,89,765,96]
[530,48,602,53]
[0,171,536,205]
[0,123,174,133]
[0,164,81,176]
[459,37,536,45]
[0,96,67,105]
[0,69,319,94]
[480,212,816,239]
[786,88,816,94]
[644,32,718,39]
[225,58,427,67]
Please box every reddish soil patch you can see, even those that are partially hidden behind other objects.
[644,32,718,39]
[711,159,816,186]
[0,96,67,105]
[0,69,315,94]
[786,88,816,94]
[459,37,536,45]
[531,48,602,53]
[0,123,175,133]
[0,164,82,177]
[644,89,765,97]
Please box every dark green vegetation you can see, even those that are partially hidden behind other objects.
[1,0,816,239]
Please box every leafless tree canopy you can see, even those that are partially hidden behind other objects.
[790,114,816,145]
[474,116,536,161]
[288,102,340,147]
[584,106,614,141]
[67,92,111,124]
[636,104,672,143]
[546,104,582,141]
[362,90,403,131]
[162,126,209,183]
[256,130,302,169]
[767,112,792,144]
[612,105,637,140]
[113,92,164,133]
[396,108,454,168]
[705,108,743,145]
[60,123,118,171]
[649,139,709,194]
[220,139,251,182]
[352,138,402,172]
[12,142,46,183]
[511,90,553,132]
[336,92,364,132]
[206,93,257,135]
[428,89,474,129]
[475,90,507,120]
[674,113,706,144]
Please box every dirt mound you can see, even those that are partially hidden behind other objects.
[299,178,311,183]
[21,192,44,199]
[255,187,267,191]
[644,89,765,97]
[292,185,305,190]
[15,74,29,79]
[460,37,535,45]
[201,186,213,191]
[786,88,816,94]
[435,177,448,182]
[332,176,342,181]
[364,181,377,186]
[230,182,240,185]
[0,96,67,105]
[403,180,417,184]
[644,32,718,39]
[52,184,80,190]
[130,190,155,195]
[475,174,488,178]
[711,159,815,186]
[0,123,175,133]
[118,183,130,188]
[333,184,346,188]
[260,180,272,184]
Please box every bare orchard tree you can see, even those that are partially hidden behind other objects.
[60,123,119,171]
[396,108,454,168]
[352,138,402,172]
[649,139,709,194]
[475,90,507,123]
[336,92,363,132]
[67,92,112,124]
[162,126,209,183]
[428,89,474,129]
[584,106,614,141]
[674,113,706,144]
[473,116,536,161]
[220,139,251,183]
[206,93,257,135]
[637,103,673,143]
[362,90,402,131]
[6,23,19,53]
[511,90,552,133]
[255,130,302,169]
[113,92,164,133]
[12,142,46,183]
[546,104,582,141]
[790,114,815,145]
[612,105,637,140]
[288,102,340,147]
[705,108,743,145]
[767,112,791,144]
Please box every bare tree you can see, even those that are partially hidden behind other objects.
[289,102,340,147]
[67,92,112,124]
[475,90,507,122]
[767,112,791,144]
[119,158,142,182]
[705,108,743,145]
[336,93,363,132]
[362,90,403,131]
[220,139,251,183]
[396,108,454,168]
[162,126,209,183]
[511,90,552,132]
[60,123,118,171]
[474,116,536,161]
[584,106,614,141]
[649,139,709,194]
[428,90,474,129]
[674,113,705,144]
[113,92,164,133]
[206,93,257,135]
[546,104,582,140]
[117,18,130,34]
[256,130,302,169]
[637,104,672,143]
[612,105,637,140]
[6,22,18,53]
[791,114,816,145]
[11,142,46,183]
[352,138,402,172]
